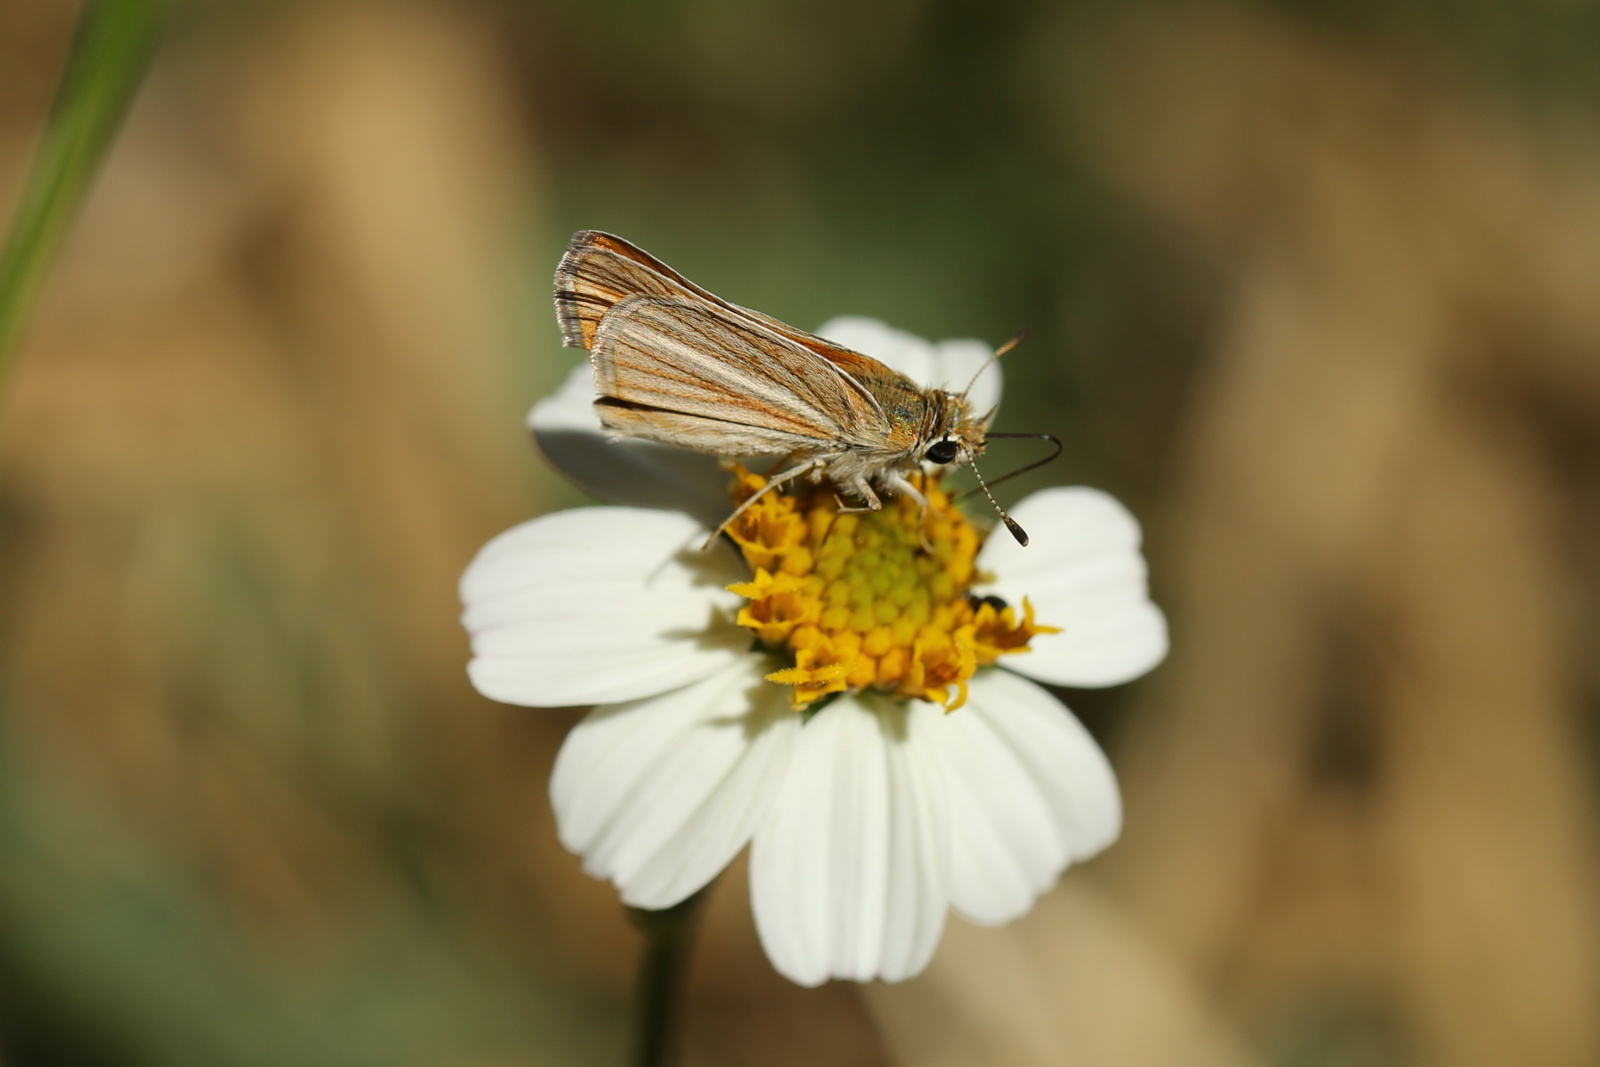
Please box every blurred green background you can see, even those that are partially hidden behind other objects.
[3,0,1600,1064]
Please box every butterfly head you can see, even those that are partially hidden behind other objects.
[921,391,992,468]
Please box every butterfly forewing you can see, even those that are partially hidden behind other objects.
[555,235,698,350]
[556,231,907,405]
[590,295,890,446]
[594,400,827,457]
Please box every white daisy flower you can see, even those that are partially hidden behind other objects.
[460,317,1167,987]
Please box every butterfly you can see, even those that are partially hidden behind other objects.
[554,230,1039,545]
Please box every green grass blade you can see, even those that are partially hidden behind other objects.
[0,0,165,371]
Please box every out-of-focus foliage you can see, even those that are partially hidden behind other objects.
[2,1,1599,1065]
[0,0,161,366]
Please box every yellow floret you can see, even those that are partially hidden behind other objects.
[722,464,1058,712]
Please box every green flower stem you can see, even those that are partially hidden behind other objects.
[627,888,710,1067]
[0,0,164,372]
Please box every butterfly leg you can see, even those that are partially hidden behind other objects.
[831,476,882,515]
[703,459,822,550]
[881,469,927,509]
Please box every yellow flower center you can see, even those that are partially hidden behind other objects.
[722,464,1057,712]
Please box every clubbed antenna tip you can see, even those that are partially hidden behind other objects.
[964,447,1030,548]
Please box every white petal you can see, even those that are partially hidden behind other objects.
[461,506,748,706]
[936,669,1121,925]
[976,487,1168,687]
[528,364,734,527]
[550,658,799,908]
[816,317,936,383]
[931,337,1001,421]
[816,317,1002,417]
[750,695,948,986]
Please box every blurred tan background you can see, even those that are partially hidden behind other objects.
[2,1,1600,1064]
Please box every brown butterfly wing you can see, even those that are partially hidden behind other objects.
[555,231,910,389]
[553,232,702,350]
[589,295,893,454]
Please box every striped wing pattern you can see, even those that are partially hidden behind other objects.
[590,296,888,447]
[554,232,706,351]
[594,400,828,457]
[556,231,901,451]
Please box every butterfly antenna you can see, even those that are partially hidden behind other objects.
[962,432,1063,495]
[964,449,1028,546]
[959,328,1028,399]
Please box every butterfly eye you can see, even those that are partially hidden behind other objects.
[925,439,960,464]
